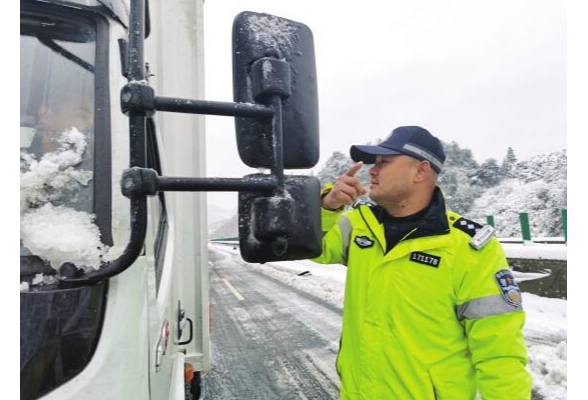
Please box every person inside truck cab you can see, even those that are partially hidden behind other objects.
[21,13,96,160]
[36,96,94,153]
[314,126,532,400]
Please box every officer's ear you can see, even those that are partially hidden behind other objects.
[414,160,432,183]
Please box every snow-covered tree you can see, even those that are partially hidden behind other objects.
[442,141,479,169]
[469,150,567,237]
[470,158,503,187]
[438,168,483,214]
[501,147,518,178]
[437,141,481,213]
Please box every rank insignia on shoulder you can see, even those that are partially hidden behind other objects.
[453,217,483,237]
[470,225,495,250]
[354,235,374,249]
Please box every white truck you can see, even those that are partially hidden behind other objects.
[20,0,321,399]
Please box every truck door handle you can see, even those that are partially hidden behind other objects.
[178,317,193,345]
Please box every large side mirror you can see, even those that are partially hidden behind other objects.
[238,175,322,263]
[233,11,319,169]
[58,7,323,286]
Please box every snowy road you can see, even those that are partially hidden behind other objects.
[204,247,342,399]
[204,244,566,400]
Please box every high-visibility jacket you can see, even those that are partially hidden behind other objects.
[314,189,532,400]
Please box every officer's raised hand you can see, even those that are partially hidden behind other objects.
[322,162,368,210]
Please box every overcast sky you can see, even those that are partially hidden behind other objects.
[203,0,566,211]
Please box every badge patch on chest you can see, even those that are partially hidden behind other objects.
[495,269,522,307]
[409,252,441,268]
[354,235,374,249]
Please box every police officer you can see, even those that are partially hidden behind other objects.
[315,126,532,400]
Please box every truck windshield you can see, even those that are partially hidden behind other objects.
[20,7,108,400]
[21,9,96,278]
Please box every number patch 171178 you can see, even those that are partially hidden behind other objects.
[409,252,441,268]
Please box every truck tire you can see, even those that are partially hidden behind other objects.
[186,372,201,400]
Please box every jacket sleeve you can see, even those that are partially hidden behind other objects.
[454,238,532,400]
[312,207,345,265]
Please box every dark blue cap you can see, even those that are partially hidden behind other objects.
[350,126,445,173]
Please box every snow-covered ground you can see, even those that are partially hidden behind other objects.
[503,242,567,261]
[523,295,567,399]
[211,243,568,400]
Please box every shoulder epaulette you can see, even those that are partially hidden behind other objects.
[452,217,495,250]
[469,225,495,250]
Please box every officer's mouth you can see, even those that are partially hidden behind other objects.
[370,181,379,188]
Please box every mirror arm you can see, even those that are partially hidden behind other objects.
[156,176,277,193]
[153,96,274,119]
[120,167,279,194]
[58,197,148,287]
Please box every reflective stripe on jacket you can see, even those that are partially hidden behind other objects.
[314,194,532,400]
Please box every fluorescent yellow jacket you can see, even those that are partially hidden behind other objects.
[314,189,532,400]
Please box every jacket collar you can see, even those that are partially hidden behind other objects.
[370,186,450,241]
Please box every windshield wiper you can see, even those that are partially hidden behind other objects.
[20,256,55,277]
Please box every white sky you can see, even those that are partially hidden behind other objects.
[203,0,566,211]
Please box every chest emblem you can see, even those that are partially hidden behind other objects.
[354,236,374,249]
[410,252,441,268]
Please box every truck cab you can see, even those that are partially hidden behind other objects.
[21,1,208,398]
[20,1,321,399]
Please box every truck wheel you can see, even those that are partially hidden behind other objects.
[185,372,201,400]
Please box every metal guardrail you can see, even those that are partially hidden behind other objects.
[210,237,566,245]
[498,237,566,245]
[487,208,567,245]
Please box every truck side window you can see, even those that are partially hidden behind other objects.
[146,118,168,292]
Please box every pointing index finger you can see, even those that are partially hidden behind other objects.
[345,161,363,178]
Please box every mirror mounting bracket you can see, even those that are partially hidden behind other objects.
[251,57,292,101]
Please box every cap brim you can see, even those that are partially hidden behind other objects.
[350,145,403,164]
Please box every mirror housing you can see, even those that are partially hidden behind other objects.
[238,175,322,263]
[232,11,319,169]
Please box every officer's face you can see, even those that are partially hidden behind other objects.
[368,155,420,205]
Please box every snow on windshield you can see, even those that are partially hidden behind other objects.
[20,128,116,277]
[20,128,92,211]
